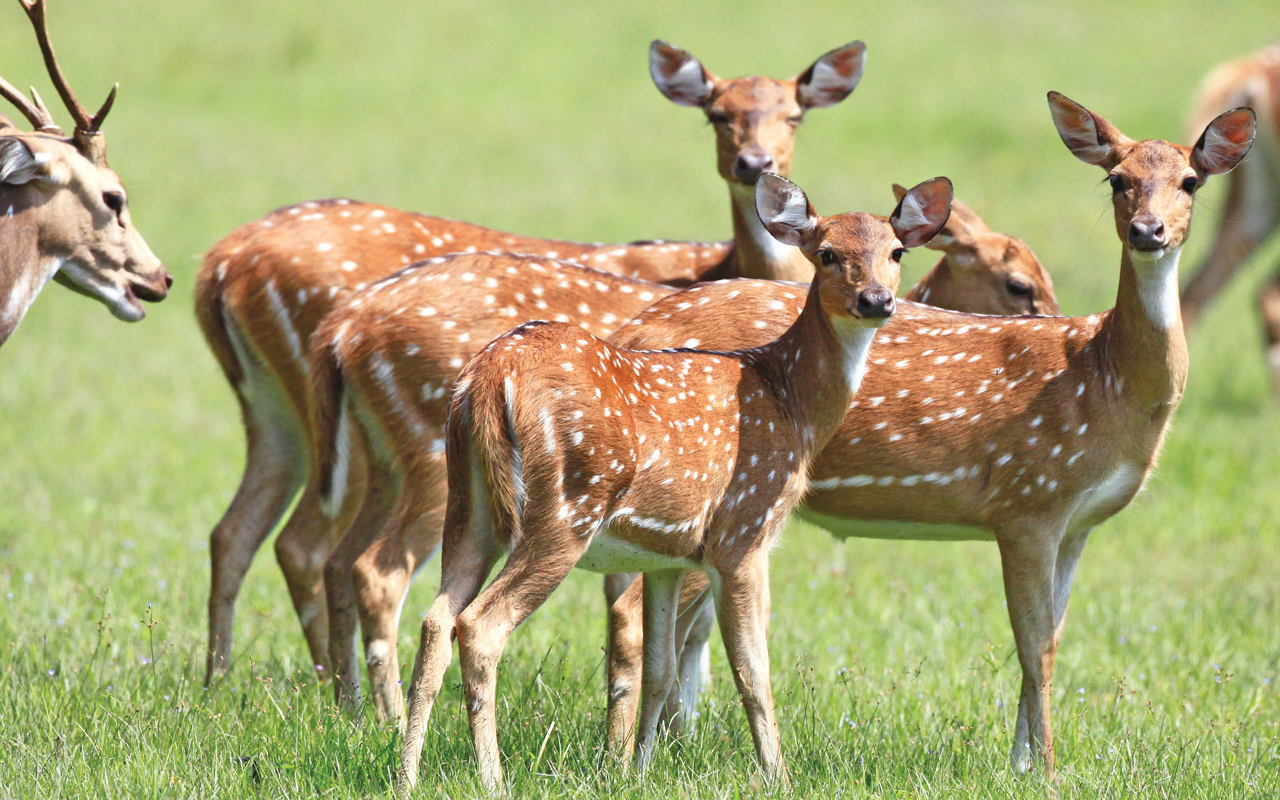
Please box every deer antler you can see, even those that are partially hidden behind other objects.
[0,75,61,134]
[17,0,116,147]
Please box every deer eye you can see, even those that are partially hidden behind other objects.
[785,115,803,128]
[1108,174,1125,193]
[706,111,729,125]
[1181,176,1198,194]
[1007,278,1033,297]
[103,191,126,215]
[818,249,837,266]
[891,248,906,263]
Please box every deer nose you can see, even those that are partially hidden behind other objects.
[1128,216,1167,251]
[164,273,174,289]
[856,287,895,319]
[732,151,774,184]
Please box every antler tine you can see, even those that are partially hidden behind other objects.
[89,83,117,132]
[18,0,97,133]
[0,75,60,133]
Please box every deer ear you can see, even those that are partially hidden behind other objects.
[755,172,817,247]
[891,177,953,249]
[1192,107,1256,175]
[0,136,56,186]
[796,41,866,109]
[1047,91,1130,168]
[650,40,716,107]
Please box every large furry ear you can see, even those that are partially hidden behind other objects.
[0,136,55,185]
[755,172,817,247]
[1192,107,1256,175]
[795,40,866,109]
[1047,91,1131,168]
[650,40,716,107]
[891,177,953,249]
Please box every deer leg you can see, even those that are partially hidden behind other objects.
[324,446,399,712]
[1181,155,1279,327]
[604,572,642,757]
[661,571,714,736]
[354,475,447,727]
[712,556,786,783]
[455,530,588,791]
[206,384,306,684]
[997,527,1063,778]
[397,485,498,796]
[1259,271,1280,399]
[633,569,683,773]
[271,481,344,678]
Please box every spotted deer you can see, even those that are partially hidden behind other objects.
[197,38,866,684]
[601,93,1256,777]
[1179,41,1280,395]
[0,0,169,347]
[601,184,1060,749]
[306,184,1058,722]
[394,175,953,793]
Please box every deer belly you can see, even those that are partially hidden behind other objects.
[795,508,994,541]
[576,530,701,574]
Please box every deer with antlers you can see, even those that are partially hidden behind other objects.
[0,0,168,347]
[599,93,1255,776]
[394,175,954,792]
[1179,40,1280,395]
[304,184,1058,722]
[197,38,868,684]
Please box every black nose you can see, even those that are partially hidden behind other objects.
[165,273,174,289]
[733,151,774,183]
[856,287,895,319]
[1128,216,1167,251]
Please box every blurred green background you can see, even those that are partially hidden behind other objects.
[0,1,1277,797]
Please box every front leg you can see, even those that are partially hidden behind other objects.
[603,572,642,757]
[634,569,683,774]
[996,525,1065,778]
[711,555,786,783]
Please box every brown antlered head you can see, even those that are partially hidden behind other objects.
[892,184,1060,316]
[1048,91,1255,258]
[0,0,169,321]
[650,39,865,186]
[755,173,952,326]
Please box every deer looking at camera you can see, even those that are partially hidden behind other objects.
[394,175,953,792]
[1179,40,1280,395]
[302,182,1058,722]
[0,0,169,347]
[197,38,867,684]
[602,93,1256,777]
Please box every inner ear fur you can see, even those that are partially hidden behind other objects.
[891,177,953,249]
[1192,107,1257,175]
[795,40,866,109]
[650,40,716,108]
[1047,91,1131,168]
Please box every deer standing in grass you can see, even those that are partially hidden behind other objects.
[0,0,168,348]
[196,38,867,684]
[308,184,1058,722]
[601,93,1256,776]
[394,175,953,792]
[1179,41,1280,395]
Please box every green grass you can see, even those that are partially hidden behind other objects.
[2,0,1279,796]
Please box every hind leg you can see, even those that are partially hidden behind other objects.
[206,379,306,684]
[324,442,400,710]
[604,572,642,756]
[353,465,448,725]
[396,481,500,795]
[662,571,715,736]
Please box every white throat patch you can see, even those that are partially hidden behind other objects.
[1130,246,1182,330]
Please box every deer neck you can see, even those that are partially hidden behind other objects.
[1097,246,1189,409]
[754,281,878,452]
[0,196,58,345]
[904,256,953,306]
[728,183,815,282]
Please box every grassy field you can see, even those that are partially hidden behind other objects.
[1,0,1278,796]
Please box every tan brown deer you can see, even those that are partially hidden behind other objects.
[309,185,1059,722]
[601,93,1256,777]
[0,0,168,347]
[394,176,953,792]
[198,38,867,684]
[1179,41,1280,395]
